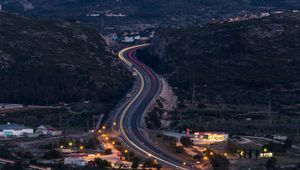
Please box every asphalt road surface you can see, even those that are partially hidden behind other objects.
[113,44,189,170]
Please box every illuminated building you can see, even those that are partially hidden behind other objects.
[191,132,228,145]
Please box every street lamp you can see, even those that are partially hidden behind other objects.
[80,146,84,150]
[69,142,73,147]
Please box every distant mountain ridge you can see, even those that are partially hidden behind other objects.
[141,13,300,106]
[0,12,133,105]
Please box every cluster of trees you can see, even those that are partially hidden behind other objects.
[262,138,293,154]
[2,161,28,170]
[94,158,111,169]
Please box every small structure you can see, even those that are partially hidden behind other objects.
[0,122,33,137]
[64,157,87,166]
[191,132,228,145]
[36,125,62,136]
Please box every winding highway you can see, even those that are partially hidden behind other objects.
[113,44,189,170]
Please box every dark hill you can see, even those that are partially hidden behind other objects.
[0,12,133,105]
[141,13,300,106]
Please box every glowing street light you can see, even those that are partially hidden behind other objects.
[224,153,228,156]
[112,141,116,145]
[102,126,106,130]
[113,122,117,126]
[124,150,128,153]
[210,152,214,156]
[98,130,102,133]
[69,142,73,147]
[80,146,84,150]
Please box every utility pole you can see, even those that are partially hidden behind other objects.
[191,81,196,106]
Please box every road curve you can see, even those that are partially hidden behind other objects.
[114,44,189,170]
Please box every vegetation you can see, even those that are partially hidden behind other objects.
[94,158,111,169]
[43,150,62,159]
[0,12,133,111]
[144,13,300,106]
[265,157,277,170]
[210,154,230,170]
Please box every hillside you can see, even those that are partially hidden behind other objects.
[0,12,133,106]
[1,0,300,29]
[142,13,300,106]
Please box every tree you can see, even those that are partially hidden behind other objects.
[104,148,112,155]
[210,154,229,170]
[180,136,191,147]
[176,146,184,153]
[43,150,62,159]
[193,154,202,161]
[94,158,111,169]
[284,138,293,149]
[265,157,277,170]
[248,147,252,159]
[131,157,141,169]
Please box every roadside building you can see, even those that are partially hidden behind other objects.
[0,122,33,137]
[64,157,87,166]
[191,132,228,145]
[36,125,63,136]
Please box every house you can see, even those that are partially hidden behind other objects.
[36,125,62,136]
[0,122,33,137]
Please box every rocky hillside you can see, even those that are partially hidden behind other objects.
[0,12,133,105]
[142,13,300,106]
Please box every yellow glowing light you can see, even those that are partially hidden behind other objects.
[263,148,267,152]
[98,130,102,133]
[112,141,115,145]
[102,126,106,130]
[203,156,208,160]
[124,150,128,153]
[203,148,207,151]
[148,153,152,157]
[210,152,214,156]
[183,162,186,165]
[69,142,73,146]
[105,137,109,140]
[224,153,228,156]
[80,146,84,150]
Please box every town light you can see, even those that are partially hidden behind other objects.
[98,130,102,133]
[113,122,117,126]
[60,145,64,149]
[102,126,106,130]
[80,146,84,150]
[69,142,73,146]
[124,149,128,153]
[203,156,208,160]
[148,153,152,157]
[105,137,109,140]
[183,162,186,165]
[112,141,115,145]
[224,153,228,156]
[210,152,214,156]
[263,148,267,152]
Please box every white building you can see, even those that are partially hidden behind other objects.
[64,157,87,166]
[0,122,33,137]
[191,132,228,145]
[36,125,62,136]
